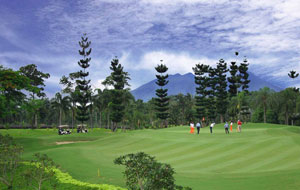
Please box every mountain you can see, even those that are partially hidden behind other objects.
[131,72,286,102]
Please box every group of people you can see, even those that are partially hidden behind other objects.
[189,120,243,134]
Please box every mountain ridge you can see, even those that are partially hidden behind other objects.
[131,72,285,102]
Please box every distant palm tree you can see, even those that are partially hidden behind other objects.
[252,87,274,123]
[51,92,70,126]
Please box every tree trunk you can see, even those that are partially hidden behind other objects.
[263,103,267,123]
[59,108,62,126]
[95,111,98,128]
[220,114,224,123]
[285,110,289,125]
[90,109,93,130]
[99,111,102,128]
[38,180,42,190]
[34,113,38,127]
[71,108,74,131]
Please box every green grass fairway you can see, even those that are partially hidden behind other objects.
[2,123,300,190]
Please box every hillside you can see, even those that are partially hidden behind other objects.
[131,72,285,101]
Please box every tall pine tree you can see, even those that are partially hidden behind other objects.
[288,70,300,92]
[207,67,217,122]
[193,64,210,124]
[227,61,240,98]
[215,59,229,123]
[155,61,169,127]
[239,58,250,93]
[75,33,92,126]
[106,57,129,131]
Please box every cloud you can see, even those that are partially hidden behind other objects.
[2,0,300,95]
[129,51,215,74]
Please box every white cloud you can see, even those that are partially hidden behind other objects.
[136,51,216,74]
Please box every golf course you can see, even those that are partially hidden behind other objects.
[1,123,300,190]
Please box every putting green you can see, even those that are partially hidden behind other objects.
[2,123,300,190]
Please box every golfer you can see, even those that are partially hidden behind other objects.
[210,122,215,134]
[190,122,195,134]
[196,122,201,134]
[237,120,242,132]
[230,121,233,132]
[224,122,229,134]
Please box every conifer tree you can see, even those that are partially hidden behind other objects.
[106,57,129,131]
[239,59,250,94]
[227,61,240,98]
[215,59,229,123]
[193,64,210,124]
[155,61,169,127]
[207,67,217,122]
[288,70,300,92]
[75,33,92,126]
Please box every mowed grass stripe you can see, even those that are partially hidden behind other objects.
[202,139,282,173]
[156,141,213,160]
[252,146,300,172]
[234,145,300,173]
[168,142,233,167]
[176,139,270,171]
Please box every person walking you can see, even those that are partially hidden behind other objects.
[224,122,229,134]
[237,120,242,132]
[196,122,201,134]
[210,122,215,134]
[190,122,195,134]
[230,121,233,132]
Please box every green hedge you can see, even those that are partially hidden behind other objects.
[0,162,126,190]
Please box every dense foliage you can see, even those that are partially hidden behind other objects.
[114,152,191,190]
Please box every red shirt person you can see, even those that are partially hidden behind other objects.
[237,120,242,132]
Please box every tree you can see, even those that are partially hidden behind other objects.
[0,134,23,190]
[252,87,274,123]
[94,89,104,128]
[114,152,191,190]
[60,74,81,130]
[215,59,228,123]
[238,59,250,94]
[19,64,50,127]
[279,88,298,125]
[288,70,300,92]
[206,67,217,122]
[193,64,209,124]
[25,153,58,190]
[75,33,92,126]
[227,57,240,98]
[51,92,70,126]
[103,57,130,131]
[154,61,169,127]
[19,64,50,98]
[0,66,38,124]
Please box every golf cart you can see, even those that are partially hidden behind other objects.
[77,124,88,133]
[58,125,71,135]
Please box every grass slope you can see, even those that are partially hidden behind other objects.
[1,123,300,190]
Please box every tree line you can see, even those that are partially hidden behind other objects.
[1,34,300,129]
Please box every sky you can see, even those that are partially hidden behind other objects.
[1,0,300,97]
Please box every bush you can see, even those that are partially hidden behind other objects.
[114,152,191,190]
[0,134,23,190]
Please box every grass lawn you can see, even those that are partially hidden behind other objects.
[1,123,300,190]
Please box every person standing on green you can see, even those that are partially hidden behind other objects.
[237,120,242,132]
[196,122,201,134]
[210,122,215,134]
[224,122,229,134]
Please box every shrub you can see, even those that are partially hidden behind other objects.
[0,134,23,190]
[114,152,191,190]
[24,153,59,190]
